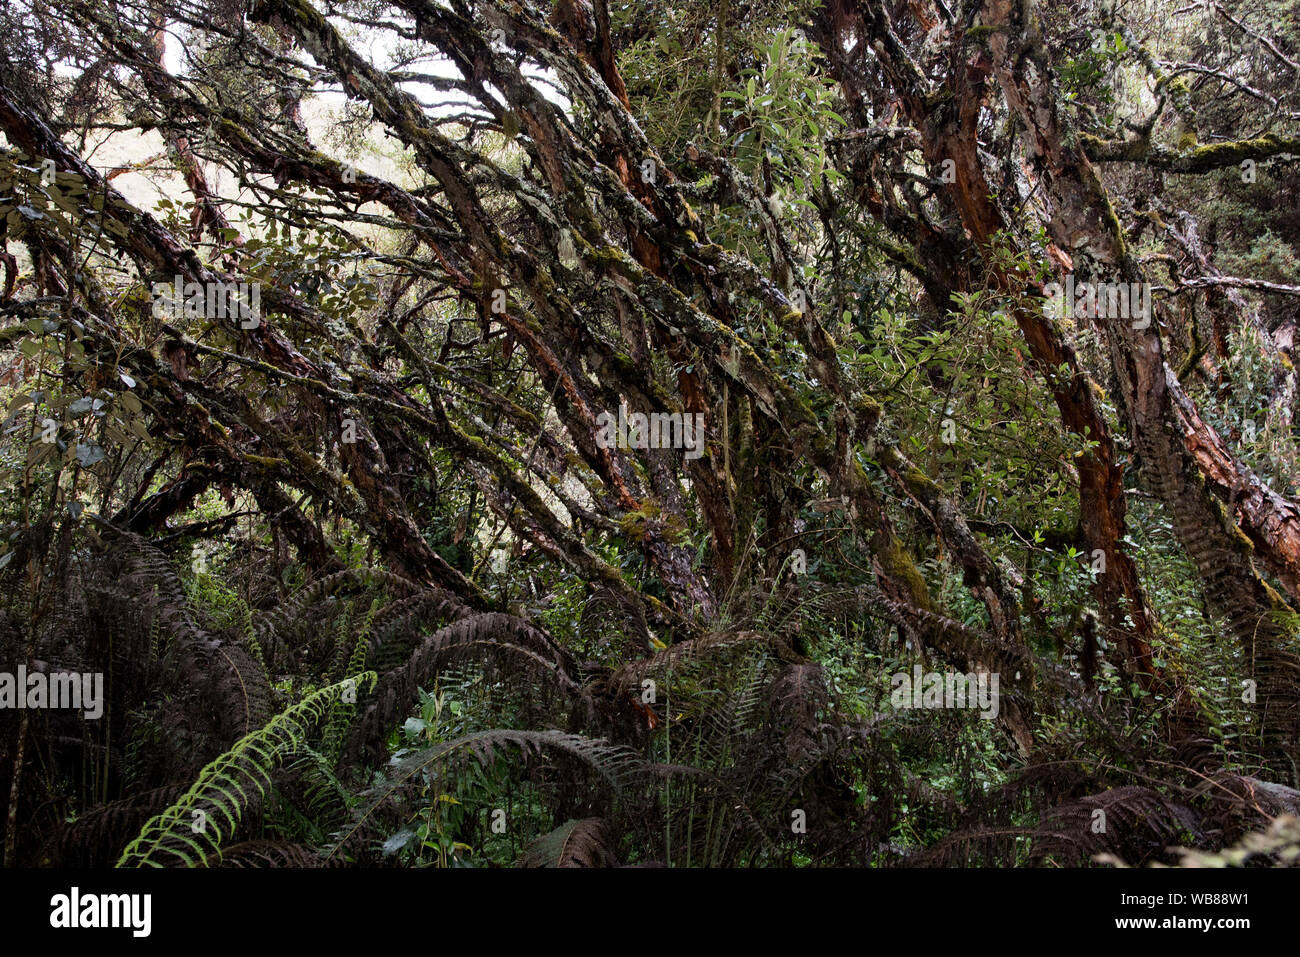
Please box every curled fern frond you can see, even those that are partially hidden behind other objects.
[348,612,582,764]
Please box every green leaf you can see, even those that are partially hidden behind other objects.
[75,443,105,467]
[382,828,417,856]
[118,674,376,867]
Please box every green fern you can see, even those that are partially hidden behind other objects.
[322,598,380,763]
[118,673,377,867]
[326,729,642,862]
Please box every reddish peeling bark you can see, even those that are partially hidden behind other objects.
[814,0,1158,683]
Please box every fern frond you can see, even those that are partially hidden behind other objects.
[94,520,275,737]
[348,612,581,763]
[1172,815,1300,868]
[1031,785,1205,867]
[519,818,617,867]
[209,840,329,868]
[118,673,377,867]
[327,730,640,860]
[48,785,187,867]
[255,568,447,666]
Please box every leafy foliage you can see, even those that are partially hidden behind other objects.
[119,673,377,867]
[1,0,1298,870]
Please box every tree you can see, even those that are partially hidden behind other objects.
[0,0,1297,868]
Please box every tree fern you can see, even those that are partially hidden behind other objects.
[519,818,617,867]
[118,673,377,867]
